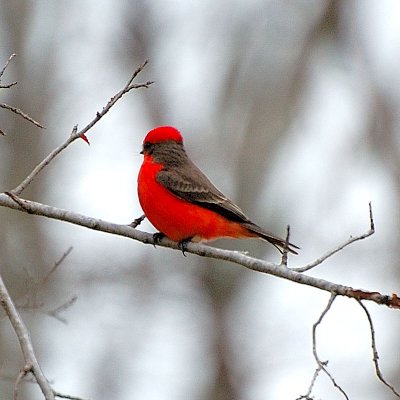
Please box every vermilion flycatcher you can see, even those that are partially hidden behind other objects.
[137,126,298,254]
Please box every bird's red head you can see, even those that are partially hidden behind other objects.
[143,126,183,144]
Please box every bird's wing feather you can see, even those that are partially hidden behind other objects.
[157,163,300,254]
[156,162,250,223]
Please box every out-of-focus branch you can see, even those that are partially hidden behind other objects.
[0,53,45,134]
[10,60,153,196]
[0,261,87,400]
[0,273,55,400]
[1,192,399,309]
[2,247,77,327]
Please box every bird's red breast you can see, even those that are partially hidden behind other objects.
[138,152,254,242]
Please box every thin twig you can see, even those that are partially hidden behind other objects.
[356,300,400,398]
[0,103,45,129]
[11,61,153,196]
[312,294,349,400]
[0,53,16,81]
[0,81,17,89]
[0,372,36,385]
[297,364,323,400]
[14,363,32,400]
[15,246,72,314]
[294,202,375,273]
[42,246,73,286]
[47,296,78,324]
[10,125,79,196]
[0,53,45,131]
[54,391,88,400]
[129,214,146,228]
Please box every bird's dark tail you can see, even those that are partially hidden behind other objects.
[243,222,299,255]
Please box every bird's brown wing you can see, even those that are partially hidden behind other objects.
[156,162,299,254]
[156,161,249,223]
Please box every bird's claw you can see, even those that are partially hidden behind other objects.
[152,232,165,248]
[177,238,192,257]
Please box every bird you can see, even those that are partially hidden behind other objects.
[137,126,299,255]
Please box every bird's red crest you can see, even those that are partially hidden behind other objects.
[143,126,183,144]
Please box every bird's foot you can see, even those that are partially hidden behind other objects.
[129,214,146,228]
[177,237,193,257]
[152,232,165,248]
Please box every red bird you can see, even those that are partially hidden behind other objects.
[137,126,298,254]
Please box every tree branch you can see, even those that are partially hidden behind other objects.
[0,103,45,129]
[0,273,55,400]
[1,192,399,309]
[10,60,153,196]
[0,266,86,400]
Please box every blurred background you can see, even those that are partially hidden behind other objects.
[1,1,399,399]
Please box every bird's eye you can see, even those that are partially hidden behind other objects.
[142,142,155,155]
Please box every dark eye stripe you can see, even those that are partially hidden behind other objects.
[143,142,155,154]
